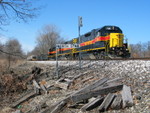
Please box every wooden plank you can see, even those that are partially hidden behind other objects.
[82,76,94,83]
[11,91,38,108]
[25,102,47,113]
[45,97,70,113]
[55,82,69,90]
[57,78,65,82]
[33,79,41,93]
[111,94,122,110]
[106,77,123,83]
[98,93,115,112]
[46,78,121,113]
[98,81,120,89]
[40,84,48,94]
[39,107,50,113]
[72,71,92,81]
[33,79,40,89]
[64,78,72,83]
[51,101,67,113]
[121,85,133,108]
[71,84,123,103]
[81,96,104,112]
[71,77,108,96]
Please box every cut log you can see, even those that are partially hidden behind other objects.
[71,84,123,103]
[81,96,104,112]
[98,93,115,112]
[121,85,133,108]
[11,91,39,108]
[111,94,122,110]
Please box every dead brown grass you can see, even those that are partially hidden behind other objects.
[0,59,25,72]
[0,59,27,95]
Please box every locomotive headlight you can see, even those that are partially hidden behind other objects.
[112,48,115,50]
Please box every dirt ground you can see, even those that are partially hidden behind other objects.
[0,60,150,113]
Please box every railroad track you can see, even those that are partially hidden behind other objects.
[33,57,150,61]
[67,57,150,61]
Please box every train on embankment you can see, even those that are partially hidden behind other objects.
[48,25,130,60]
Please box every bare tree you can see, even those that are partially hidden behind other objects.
[0,41,4,58]
[0,0,39,29]
[34,25,64,55]
[4,39,23,68]
[147,41,150,57]
[130,41,150,58]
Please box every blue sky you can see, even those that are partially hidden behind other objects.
[1,0,150,52]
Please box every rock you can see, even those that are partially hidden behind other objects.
[133,94,142,100]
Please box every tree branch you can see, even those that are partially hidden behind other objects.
[0,0,39,27]
[0,49,25,59]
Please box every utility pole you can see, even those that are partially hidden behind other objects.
[78,16,83,69]
[55,46,59,78]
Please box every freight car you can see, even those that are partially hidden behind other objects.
[48,25,130,59]
[27,55,37,61]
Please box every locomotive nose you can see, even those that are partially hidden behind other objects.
[109,33,123,48]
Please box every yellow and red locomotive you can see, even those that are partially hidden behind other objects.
[48,26,130,59]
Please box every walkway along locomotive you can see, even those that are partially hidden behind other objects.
[48,26,130,59]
